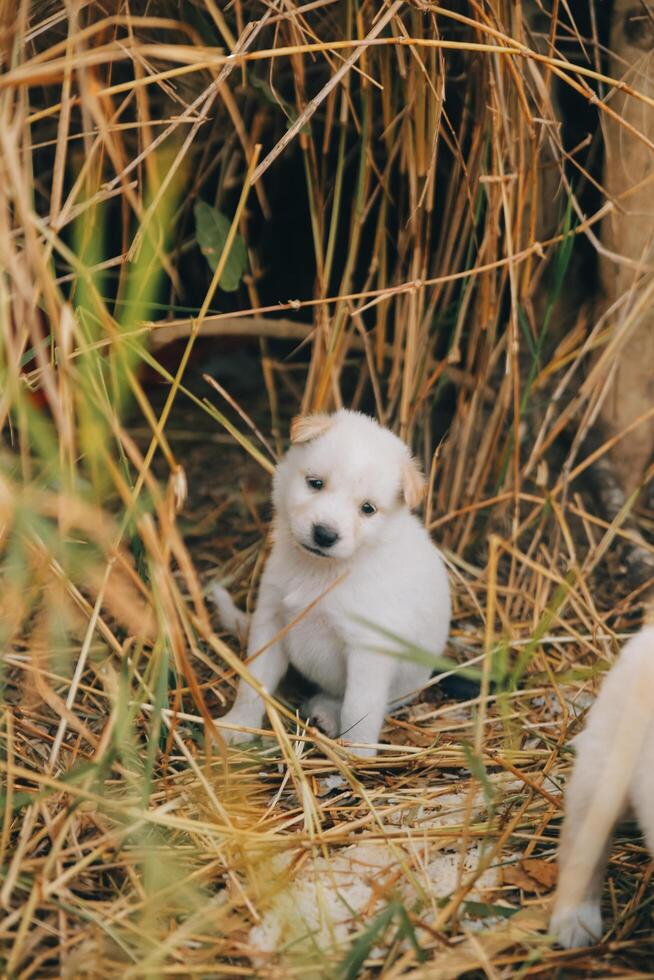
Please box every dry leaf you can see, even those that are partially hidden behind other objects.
[503,858,557,892]
[521,858,558,889]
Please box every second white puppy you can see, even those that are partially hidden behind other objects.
[552,624,654,948]
[211,410,451,757]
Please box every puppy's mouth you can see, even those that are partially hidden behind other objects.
[301,543,332,559]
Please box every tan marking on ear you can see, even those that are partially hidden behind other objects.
[402,457,426,510]
[290,414,334,445]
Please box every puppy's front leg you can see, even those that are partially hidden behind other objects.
[219,599,287,744]
[340,652,392,758]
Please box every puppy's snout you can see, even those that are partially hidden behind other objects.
[312,523,339,549]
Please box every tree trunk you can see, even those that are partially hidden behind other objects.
[598,1,654,496]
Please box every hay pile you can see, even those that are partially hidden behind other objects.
[1,2,653,976]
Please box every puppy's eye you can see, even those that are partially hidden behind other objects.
[306,477,324,491]
[361,502,376,516]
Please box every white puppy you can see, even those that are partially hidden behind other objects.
[552,625,654,948]
[210,410,451,757]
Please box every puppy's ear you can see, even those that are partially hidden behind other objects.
[290,414,333,445]
[402,457,426,510]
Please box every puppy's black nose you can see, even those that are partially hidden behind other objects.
[312,523,339,548]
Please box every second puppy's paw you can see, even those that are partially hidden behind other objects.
[551,901,603,949]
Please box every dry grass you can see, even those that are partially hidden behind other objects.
[1,1,654,976]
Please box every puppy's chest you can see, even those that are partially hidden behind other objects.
[279,589,346,696]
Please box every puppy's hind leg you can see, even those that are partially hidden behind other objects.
[208,583,249,644]
[303,693,342,739]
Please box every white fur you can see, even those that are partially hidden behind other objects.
[552,625,654,948]
[211,410,451,757]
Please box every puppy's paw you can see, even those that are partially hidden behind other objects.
[217,710,260,745]
[303,693,341,739]
[551,901,603,949]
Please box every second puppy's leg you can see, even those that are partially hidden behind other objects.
[552,718,634,948]
[553,630,654,947]
[218,599,288,743]
[551,748,613,948]
[630,730,654,858]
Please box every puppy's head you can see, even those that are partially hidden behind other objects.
[273,410,425,561]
